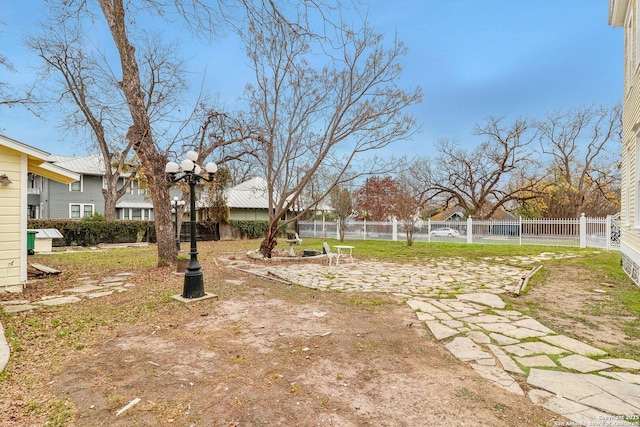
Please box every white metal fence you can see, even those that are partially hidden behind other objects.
[298,213,621,250]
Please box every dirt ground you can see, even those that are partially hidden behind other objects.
[2,246,636,426]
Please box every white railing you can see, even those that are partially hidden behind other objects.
[298,213,621,250]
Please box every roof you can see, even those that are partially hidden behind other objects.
[50,153,107,176]
[28,228,64,239]
[0,134,79,184]
[116,200,154,209]
[226,177,273,209]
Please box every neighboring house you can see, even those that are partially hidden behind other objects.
[197,177,298,222]
[610,0,640,283]
[28,154,154,220]
[0,135,78,290]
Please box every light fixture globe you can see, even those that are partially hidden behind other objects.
[205,162,218,174]
[194,165,202,175]
[180,159,195,172]
[165,162,179,174]
[186,150,199,162]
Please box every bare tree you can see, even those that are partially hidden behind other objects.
[535,104,622,217]
[27,26,141,220]
[240,2,422,257]
[417,117,543,219]
[329,187,352,242]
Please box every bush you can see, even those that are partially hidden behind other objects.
[27,219,156,247]
[229,220,270,239]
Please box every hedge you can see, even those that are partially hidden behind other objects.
[27,219,156,247]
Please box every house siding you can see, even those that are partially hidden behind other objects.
[0,145,24,286]
[42,174,106,218]
[613,0,640,283]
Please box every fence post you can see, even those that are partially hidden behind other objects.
[519,216,522,246]
[392,218,398,241]
[336,219,340,240]
[579,213,586,248]
[467,217,473,244]
[428,218,431,242]
[363,219,367,240]
[606,215,612,251]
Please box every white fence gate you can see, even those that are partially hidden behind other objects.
[298,213,621,250]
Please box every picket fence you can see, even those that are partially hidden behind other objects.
[298,213,621,250]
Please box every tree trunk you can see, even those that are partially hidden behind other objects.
[99,0,176,266]
[259,224,279,258]
[145,159,175,265]
[103,190,117,220]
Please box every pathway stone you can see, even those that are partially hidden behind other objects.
[487,344,524,374]
[527,369,640,415]
[489,332,519,346]
[444,337,492,362]
[601,372,640,385]
[528,389,612,424]
[470,364,523,395]
[2,304,38,313]
[517,341,567,355]
[558,354,612,373]
[601,358,640,370]
[425,321,459,340]
[515,355,557,368]
[456,292,505,309]
[541,335,608,357]
[35,296,82,306]
[62,284,104,294]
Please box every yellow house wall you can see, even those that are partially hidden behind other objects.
[0,145,26,288]
[617,0,640,282]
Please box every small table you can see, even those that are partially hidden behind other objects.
[334,245,355,265]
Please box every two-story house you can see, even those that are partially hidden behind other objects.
[28,154,154,220]
[610,0,640,283]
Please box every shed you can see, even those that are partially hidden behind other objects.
[28,229,64,253]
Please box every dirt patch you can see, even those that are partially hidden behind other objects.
[507,264,640,357]
[43,272,562,426]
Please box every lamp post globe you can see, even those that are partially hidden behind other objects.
[165,154,217,299]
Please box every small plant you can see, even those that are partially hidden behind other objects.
[177,255,189,261]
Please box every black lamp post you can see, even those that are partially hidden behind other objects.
[165,151,217,299]
[171,196,185,252]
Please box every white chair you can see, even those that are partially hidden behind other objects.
[323,242,338,266]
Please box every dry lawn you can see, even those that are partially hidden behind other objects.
[0,240,637,426]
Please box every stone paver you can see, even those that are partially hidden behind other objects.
[558,354,612,373]
[541,335,609,357]
[515,355,557,368]
[35,296,82,306]
[425,321,459,340]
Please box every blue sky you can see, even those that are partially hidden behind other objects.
[0,1,624,157]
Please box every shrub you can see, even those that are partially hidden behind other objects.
[27,219,156,247]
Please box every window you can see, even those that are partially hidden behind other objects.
[70,204,94,219]
[120,208,152,220]
[69,176,82,192]
[137,184,148,196]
